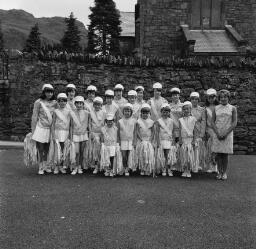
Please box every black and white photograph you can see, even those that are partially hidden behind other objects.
[0,0,255,248]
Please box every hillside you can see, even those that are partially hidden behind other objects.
[0,9,88,50]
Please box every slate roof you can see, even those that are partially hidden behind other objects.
[120,12,135,37]
[190,30,238,53]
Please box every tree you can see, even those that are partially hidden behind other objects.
[0,20,4,51]
[61,12,81,53]
[24,23,41,53]
[88,0,122,55]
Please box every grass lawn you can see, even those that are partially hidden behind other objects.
[0,150,255,249]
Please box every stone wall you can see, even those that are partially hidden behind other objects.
[137,0,256,56]
[1,59,256,154]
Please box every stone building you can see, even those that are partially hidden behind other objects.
[135,0,256,57]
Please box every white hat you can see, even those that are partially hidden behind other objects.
[57,93,67,99]
[93,97,103,104]
[161,103,171,110]
[135,86,144,91]
[114,84,124,90]
[170,87,181,93]
[42,84,53,90]
[128,90,137,96]
[182,101,192,108]
[105,90,114,96]
[106,113,115,121]
[206,88,217,96]
[87,85,97,91]
[153,82,162,89]
[190,92,200,98]
[141,103,151,111]
[123,103,133,110]
[74,96,84,102]
[66,84,76,89]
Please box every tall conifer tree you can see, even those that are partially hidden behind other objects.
[88,0,122,55]
[24,23,41,53]
[61,12,81,52]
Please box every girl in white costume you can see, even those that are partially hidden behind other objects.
[71,96,91,175]
[117,103,136,176]
[205,88,218,173]
[190,92,206,172]
[134,103,156,176]
[31,84,57,174]
[212,90,237,180]
[102,90,121,122]
[100,114,122,177]
[66,84,76,111]
[84,85,97,112]
[90,97,106,174]
[51,93,71,174]
[155,103,176,177]
[169,87,183,143]
[135,86,145,118]
[128,90,141,119]
[179,101,197,178]
[148,82,168,121]
[114,84,128,112]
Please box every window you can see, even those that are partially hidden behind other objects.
[191,0,223,29]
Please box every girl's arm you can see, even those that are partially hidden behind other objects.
[51,112,56,141]
[150,123,156,147]
[154,121,160,148]
[222,106,238,139]
[172,121,176,145]
[117,121,121,144]
[31,100,40,133]
[133,123,139,147]
[211,108,221,139]
[179,120,182,145]
[200,108,206,139]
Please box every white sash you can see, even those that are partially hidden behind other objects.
[158,118,172,137]
[55,109,68,124]
[170,112,179,128]
[70,111,81,127]
[40,101,52,124]
[90,109,101,127]
[180,118,193,137]
[138,118,153,131]
[151,98,159,120]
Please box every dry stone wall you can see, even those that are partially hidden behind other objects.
[1,59,256,154]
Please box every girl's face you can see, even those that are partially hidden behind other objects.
[207,95,216,105]
[75,101,84,110]
[141,110,150,119]
[136,90,143,101]
[93,102,102,111]
[58,98,67,109]
[154,89,161,98]
[128,95,136,104]
[105,96,113,105]
[182,105,191,117]
[191,97,199,107]
[115,90,122,99]
[88,91,96,101]
[161,109,170,119]
[45,90,53,100]
[67,89,76,99]
[106,120,114,128]
[219,94,229,105]
[123,108,132,118]
[171,93,180,103]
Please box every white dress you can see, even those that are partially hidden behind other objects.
[212,104,234,154]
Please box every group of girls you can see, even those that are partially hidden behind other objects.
[25,81,237,180]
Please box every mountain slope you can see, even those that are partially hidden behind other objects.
[0,9,88,50]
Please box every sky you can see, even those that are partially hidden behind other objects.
[0,0,137,27]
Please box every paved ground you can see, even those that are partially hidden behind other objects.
[0,149,255,249]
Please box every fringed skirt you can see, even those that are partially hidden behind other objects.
[156,145,177,173]
[180,138,195,172]
[136,140,155,175]
[88,132,101,166]
[205,128,217,172]
[24,133,38,167]
[194,138,206,172]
